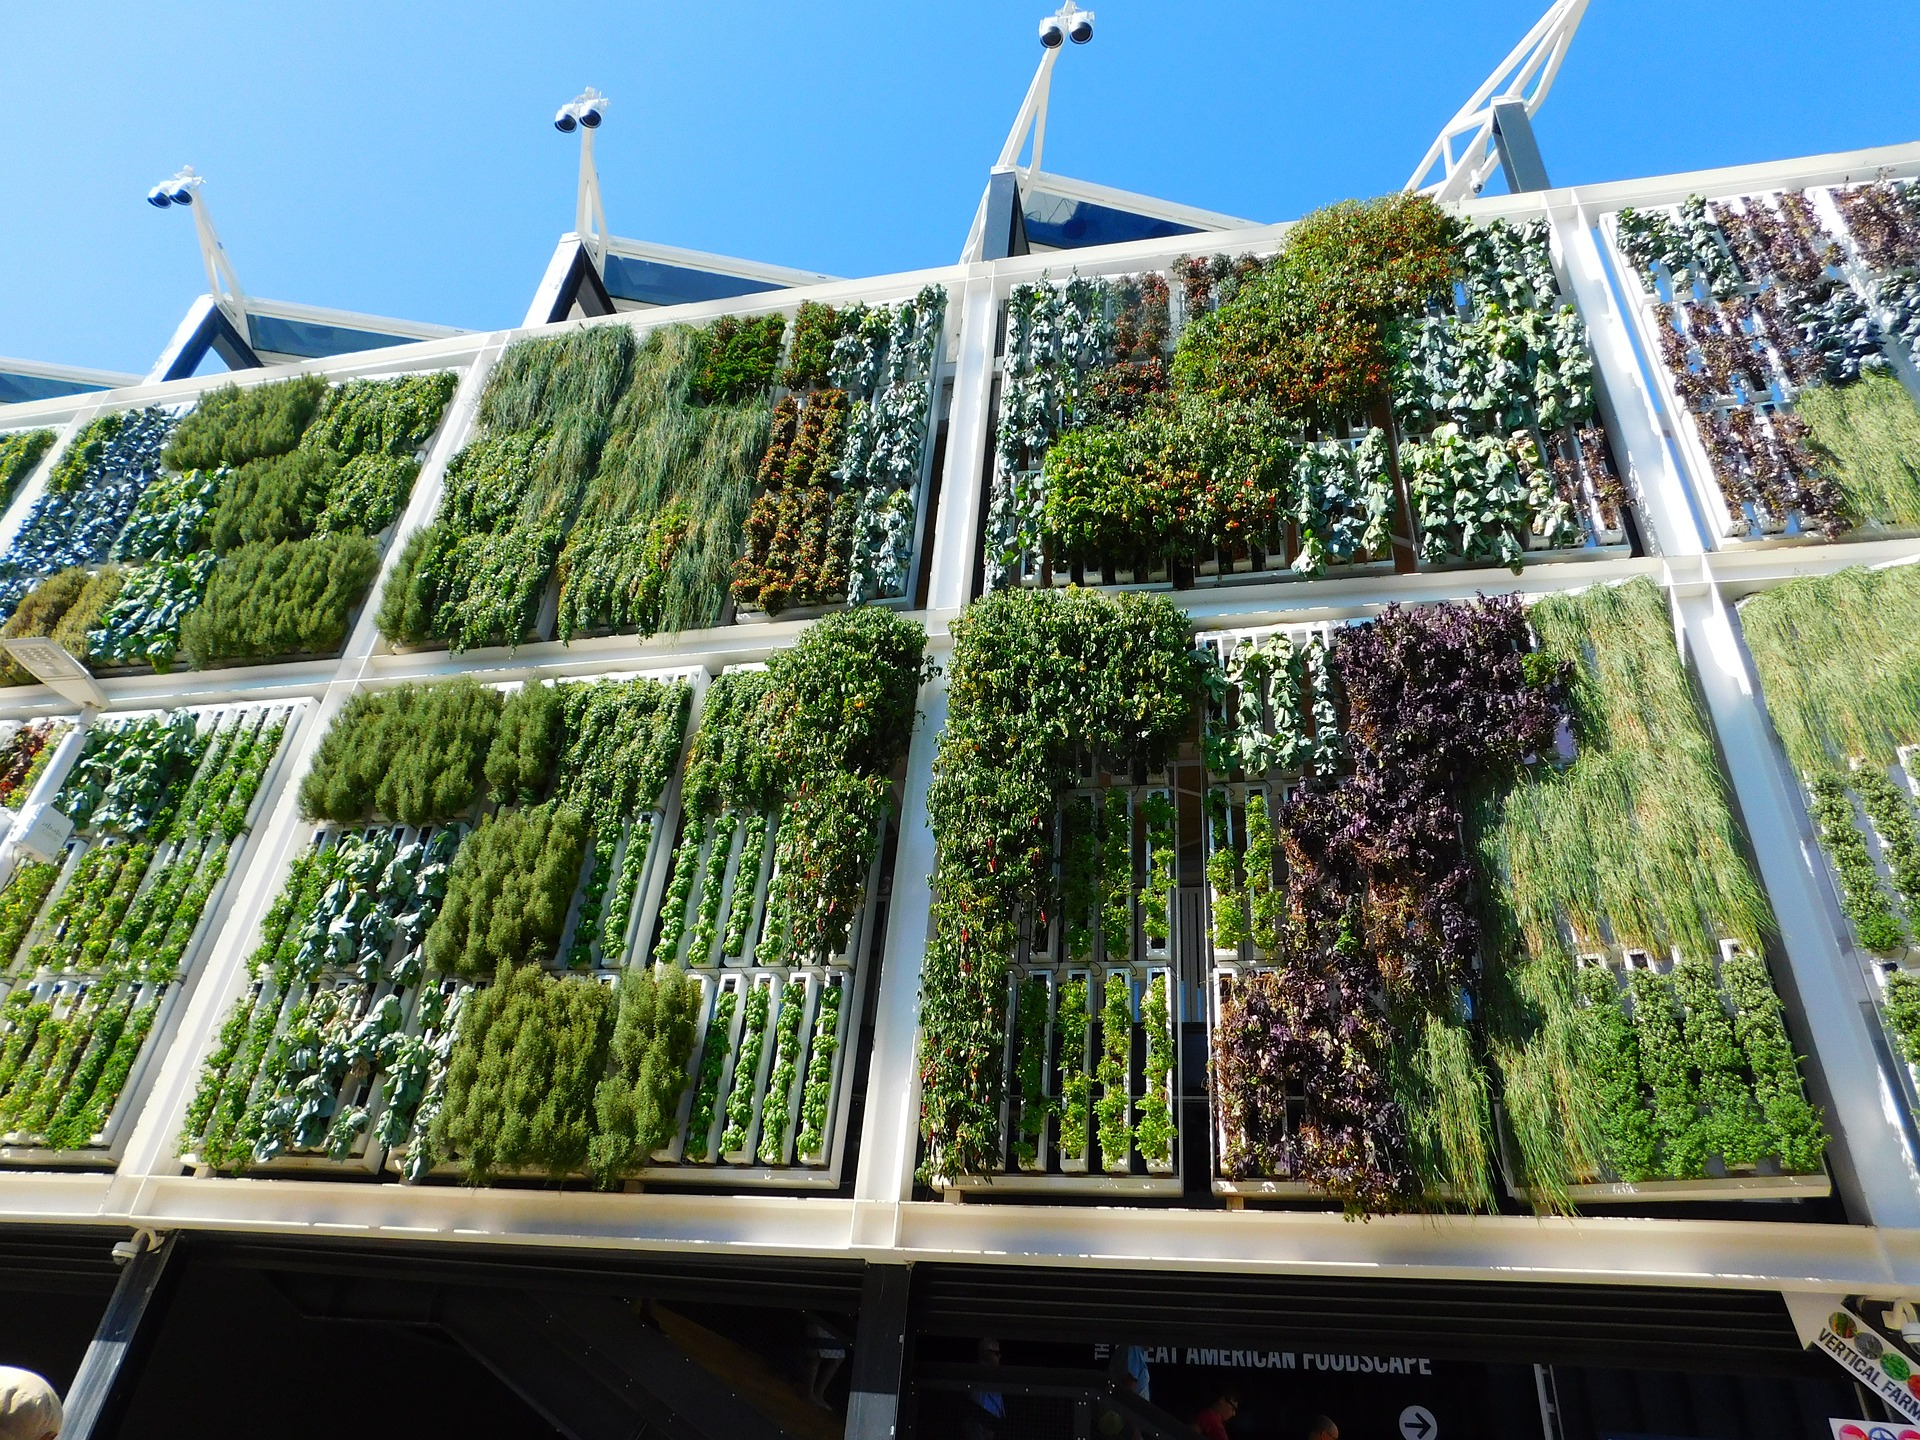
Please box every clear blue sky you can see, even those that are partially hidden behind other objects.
[3,1,1917,375]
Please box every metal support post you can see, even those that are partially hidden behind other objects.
[1491,100,1552,193]
[846,1263,914,1440]
[59,1231,176,1440]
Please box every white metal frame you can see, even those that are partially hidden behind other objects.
[1407,0,1591,202]
[2,143,1920,1301]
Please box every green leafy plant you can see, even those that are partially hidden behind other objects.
[181,534,379,667]
[300,677,502,825]
[424,802,588,979]
[0,430,54,508]
[589,965,700,1184]
[1010,976,1052,1168]
[756,979,807,1163]
[794,978,844,1158]
[432,963,613,1182]
[684,988,738,1161]
[918,587,1199,1180]
[1138,793,1176,947]
[720,981,771,1155]
[164,375,328,472]
[1055,978,1091,1164]
[1134,972,1175,1167]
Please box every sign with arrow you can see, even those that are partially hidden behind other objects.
[1784,1296,1920,1424]
[1399,1405,1438,1440]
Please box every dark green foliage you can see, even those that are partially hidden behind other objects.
[589,965,701,1184]
[424,802,588,979]
[380,328,633,652]
[0,430,54,507]
[164,374,328,472]
[304,371,458,462]
[1572,965,1659,1184]
[431,963,613,1182]
[680,670,776,818]
[486,682,565,805]
[299,677,502,825]
[550,679,692,834]
[207,448,334,552]
[763,604,928,785]
[204,373,456,553]
[918,588,1203,1180]
[180,534,379,667]
[694,313,785,403]
[1722,954,1827,1173]
[781,302,849,389]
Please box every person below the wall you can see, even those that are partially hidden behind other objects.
[0,1368,61,1440]
[1192,1388,1239,1440]
[966,1338,1006,1440]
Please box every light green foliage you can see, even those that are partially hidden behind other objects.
[300,677,502,825]
[684,988,737,1161]
[0,862,58,968]
[550,677,691,835]
[1808,770,1906,953]
[589,965,701,1184]
[1797,370,1920,529]
[382,326,635,650]
[1055,978,1091,1163]
[180,534,379,668]
[720,981,771,1154]
[1885,970,1920,1069]
[1475,578,1804,1202]
[757,979,807,1163]
[1671,956,1766,1170]
[1207,791,1247,952]
[1390,1009,1495,1211]
[1134,972,1175,1166]
[1137,793,1175,946]
[0,568,92,684]
[0,430,53,507]
[1011,977,1054,1168]
[561,323,772,639]
[1854,765,1920,916]
[1722,954,1827,1173]
[680,670,777,820]
[1098,791,1132,963]
[1740,563,1920,774]
[795,979,844,1158]
[425,802,588,979]
[432,963,614,1182]
[164,375,328,472]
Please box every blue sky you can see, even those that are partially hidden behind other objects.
[3,1,1917,375]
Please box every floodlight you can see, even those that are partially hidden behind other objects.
[1038,16,1064,47]
[167,184,194,205]
[555,107,578,133]
[146,185,172,208]
[579,105,603,128]
[1068,11,1093,42]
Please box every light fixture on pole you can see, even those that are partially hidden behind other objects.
[961,4,1097,261]
[554,88,611,270]
[145,165,248,334]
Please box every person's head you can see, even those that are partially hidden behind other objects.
[1306,1416,1338,1440]
[0,1368,61,1440]
[1209,1390,1240,1420]
[978,1338,1002,1366]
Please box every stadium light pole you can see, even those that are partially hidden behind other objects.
[554,88,611,269]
